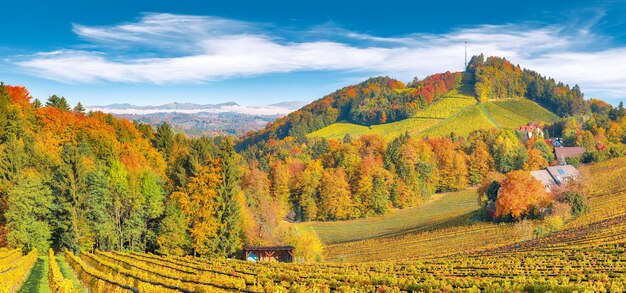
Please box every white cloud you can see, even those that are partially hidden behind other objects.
[13,13,626,102]
[86,104,297,116]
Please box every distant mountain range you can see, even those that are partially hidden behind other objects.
[85,101,307,137]
[86,101,308,116]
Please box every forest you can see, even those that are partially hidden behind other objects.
[0,55,626,261]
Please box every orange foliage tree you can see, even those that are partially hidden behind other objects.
[495,170,550,220]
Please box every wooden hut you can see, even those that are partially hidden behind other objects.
[243,246,295,263]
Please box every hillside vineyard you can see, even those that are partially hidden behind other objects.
[0,55,626,291]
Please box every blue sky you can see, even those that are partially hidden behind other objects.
[0,0,625,107]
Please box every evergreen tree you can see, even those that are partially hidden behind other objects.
[213,138,243,257]
[153,123,174,158]
[73,102,86,114]
[32,98,42,109]
[46,95,71,111]
[51,144,88,252]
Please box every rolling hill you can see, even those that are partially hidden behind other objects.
[307,88,559,141]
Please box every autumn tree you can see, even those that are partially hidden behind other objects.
[495,170,550,220]
[523,148,548,171]
[318,168,354,220]
[468,140,493,184]
[171,159,221,256]
[429,138,468,192]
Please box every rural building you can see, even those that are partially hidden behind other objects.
[530,170,557,192]
[554,146,586,165]
[546,165,580,185]
[243,246,295,263]
[517,123,544,140]
[545,138,563,147]
[530,164,580,192]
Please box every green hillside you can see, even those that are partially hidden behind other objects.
[308,95,559,141]
[299,188,478,244]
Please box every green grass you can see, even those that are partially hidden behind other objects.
[420,104,498,138]
[308,118,441,141]
[491,99,559,123]
[18,256,51,293]
[309,98,559,141]
[481,102,529,129]
[301,189,479,244]
[56,253,87,293]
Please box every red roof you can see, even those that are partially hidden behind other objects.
[555,147,586,159]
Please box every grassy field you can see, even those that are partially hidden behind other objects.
[300,189,479,244]
[492,99,560,123]
[309,96,559,141]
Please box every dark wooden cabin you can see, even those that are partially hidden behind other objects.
[243,246,295,263]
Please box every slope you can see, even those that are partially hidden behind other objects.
[308,96,558,141]
[315,156,626,262]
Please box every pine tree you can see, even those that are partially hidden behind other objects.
[213,138,244,257]
[153,123,174,158]
[32,98,42,109]
[73,102,86,114]
[46,95,71,111]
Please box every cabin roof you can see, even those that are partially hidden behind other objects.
[243,246,295,251]
[555,147,586,159]
[530,170,557,186]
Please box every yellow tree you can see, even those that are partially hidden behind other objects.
[469,140,493,185]
[170,159,221,256]
[318,168,354,220]
[523,148,548,171]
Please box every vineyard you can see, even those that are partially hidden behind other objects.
[309,94,558,142]
[1,157,623,292]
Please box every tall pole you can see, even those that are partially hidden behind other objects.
[464,41,467,69]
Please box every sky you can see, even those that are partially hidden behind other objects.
[0,0,625,107]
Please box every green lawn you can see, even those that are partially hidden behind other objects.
[491,99,559,123]
[300,189,480,244]
[18,256,51,293]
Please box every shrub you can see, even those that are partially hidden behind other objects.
[562,191,589,217]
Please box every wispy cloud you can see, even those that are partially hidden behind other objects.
[12,12,626,101]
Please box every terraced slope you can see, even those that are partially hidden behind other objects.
[309,96,559,141]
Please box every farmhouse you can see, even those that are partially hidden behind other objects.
[243,246,295,263]
[555,147,586,158]
[555,146,586,164]
[517,123,544,140]
[530,164,580,192]
[530,170,557,192]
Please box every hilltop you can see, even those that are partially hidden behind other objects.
[238,55,586,148]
